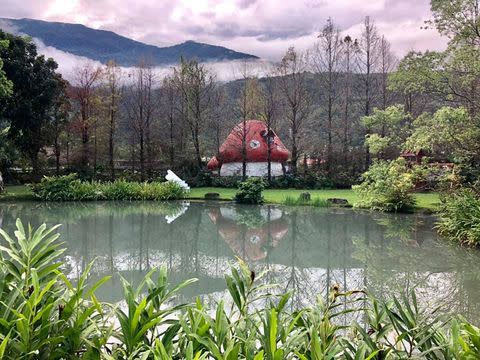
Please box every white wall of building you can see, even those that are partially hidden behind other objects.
[219,162,284,177]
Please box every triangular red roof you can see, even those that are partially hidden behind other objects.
[208,120,290,170]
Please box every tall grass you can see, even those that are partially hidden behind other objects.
[282,194,330,207]
[0,220,479,358]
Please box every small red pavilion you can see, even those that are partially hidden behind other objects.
[207,120,290,177]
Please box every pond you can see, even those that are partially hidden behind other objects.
[0,200,479,323]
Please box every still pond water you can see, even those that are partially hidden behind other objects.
[0,201,479,322]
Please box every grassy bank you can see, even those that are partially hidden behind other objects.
[1,185,440,210]
[0,185,35,201]
[189,187,440,211]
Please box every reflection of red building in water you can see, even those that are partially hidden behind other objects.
[208,206,288,261]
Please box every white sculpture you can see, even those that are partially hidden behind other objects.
[165,170,190,191]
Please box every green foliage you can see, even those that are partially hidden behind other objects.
[282,194,330,207]
[429,0,480,43]
[406,107,480,162]
[0,220,480,358]
[353,158,420,212]
[362,105,410,157]
[196,173,335,190]
[0,39,13,98]
[31,173,187,201]
[269,173,334,189]
[437,188,480,246]
[0,31,66,173]
[234,177,265,204]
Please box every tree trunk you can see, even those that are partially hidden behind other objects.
[93,122,97,180]
[139,131,145,182]
[267,124,272,183]
[242,119,247,179]
[291,136,298,176]
[82,127,89,172]
[192,124,202,171]
[146,117,152,177]
[109,108,115,181]
[0,170,4,193]
[169,116,175,170]
[327,91,333,176]
[30,151,40,182]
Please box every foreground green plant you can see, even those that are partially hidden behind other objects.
[31,173,187,201]
[0,220,479,359]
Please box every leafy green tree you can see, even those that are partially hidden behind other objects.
[0,39,12,98]
[429,0,480,45]
[0,31,66,177]
[405,106,480,180]
[0,39,13,192]
[362,105,410,158]
[389,1,480,182]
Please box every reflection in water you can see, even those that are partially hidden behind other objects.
[1,201,480,323]
[208,206,288,261]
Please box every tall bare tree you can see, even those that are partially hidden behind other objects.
[259,67,281,182]
[234,61,263,178]
[69,64,102,172]
[125,62,156,181]
[356,16,381,168]
[172,58,216,170]
[379,36,397,113]
[50,88,70,175]
[276,47,311,175]
[103,60,123,180]
[209,86,230,175]
[341,35,358,164]
[312,18,344,174]
[162,75,178,170]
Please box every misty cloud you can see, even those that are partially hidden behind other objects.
[0,0,447,62]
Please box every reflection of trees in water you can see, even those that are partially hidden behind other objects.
[282,210,321,310]
[3,202,480,322]
[351,213,480,323]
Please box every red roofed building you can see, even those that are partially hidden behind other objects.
[207,120,290,177]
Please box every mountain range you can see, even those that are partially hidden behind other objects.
[0,18,258,66]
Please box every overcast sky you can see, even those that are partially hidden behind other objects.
[1,0,447,60]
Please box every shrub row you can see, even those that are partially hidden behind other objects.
[31,173,187,201]
[0,220,479,359]
[191,172,336,189]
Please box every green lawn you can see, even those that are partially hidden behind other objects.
[1,185,441,211]
[188,187,440,211]
[0,185,35,201]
